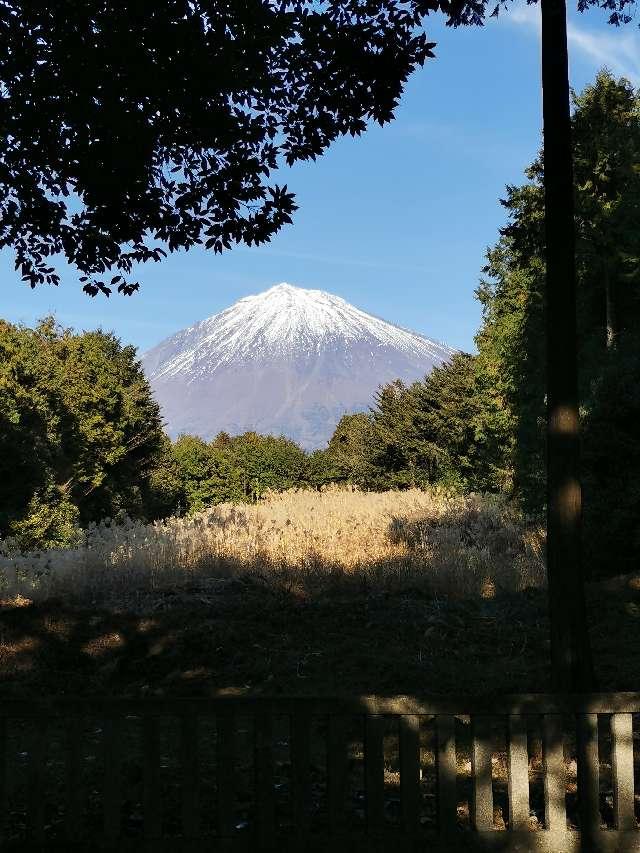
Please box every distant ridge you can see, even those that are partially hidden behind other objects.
[142,283,455,449]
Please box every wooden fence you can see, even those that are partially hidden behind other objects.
[0,694,638,851]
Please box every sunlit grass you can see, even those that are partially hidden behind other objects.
[1,487,545,607]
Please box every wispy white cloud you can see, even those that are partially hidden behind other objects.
[506,2,640,84]
[507,2,541,29]
[566,23,640,83]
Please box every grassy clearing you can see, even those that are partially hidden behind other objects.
[1,487,545,605]
[0,488,638,697]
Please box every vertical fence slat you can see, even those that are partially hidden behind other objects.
[27,718,46,843]
[436,714,457,836]
[365,715,385,837]
[328,714,348,837]
[143,715,162,840]
[399,714,420,836]
[254,711,275,842]
[542,713,566,835]
[65,719,83,842]
[8,697,638,850]
[611,713,635,831]
[103,716,121,842]
[217,711,236,838]
[508,714,529,831]
[472,715,493,831]
[576,713,600,836]
[291,710,311,841]
[181,712,199,839]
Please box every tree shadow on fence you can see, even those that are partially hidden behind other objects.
[0,692,638,851]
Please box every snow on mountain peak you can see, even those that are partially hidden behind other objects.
[144,282,454,383]
[142,283,456,448]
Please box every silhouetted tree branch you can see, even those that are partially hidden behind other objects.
[0,0,437,294]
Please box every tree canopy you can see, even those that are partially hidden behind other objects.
[0,318,165,546]
[475,70,640,575]
[0,0,435,295]
[2,0,635,296]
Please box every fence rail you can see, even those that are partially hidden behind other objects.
[1,694,639,851]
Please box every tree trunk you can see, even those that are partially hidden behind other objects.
[540,0,595,691]
[604,261,617,349]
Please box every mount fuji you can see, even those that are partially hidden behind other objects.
[142,283,455,450]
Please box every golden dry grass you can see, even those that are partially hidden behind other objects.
[1,487,545,607]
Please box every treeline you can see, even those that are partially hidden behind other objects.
[0,313,495,549]
[336,71,640,576]
[0,317,165,549]
[479,70,640,576]
[0,316,319,548]
[325,353,508,493]
[2,71,638,577]
[145,351,506,521]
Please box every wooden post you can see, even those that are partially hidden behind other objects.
[217,711,236,839]
[435,715,457,837]
[365,715,385,838]
[542,714,566,835]
[328,715,349,837]
[0,716,5,847]
[610,713,635,831]
[181,712,200,839]
[471,716,493,831]
[507,715,530,831]
[399,715,420,835]
[254,711,275,844]
[575,713,599,837]
[540,0,594,691]
[27,720,46,844]
[291,711,312,843]
[103,716,121,842]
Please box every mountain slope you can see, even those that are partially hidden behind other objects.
[142,283,455,449]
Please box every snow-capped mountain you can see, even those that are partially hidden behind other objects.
[142,282,455,449]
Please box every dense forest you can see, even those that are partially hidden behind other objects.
[1,71,638,577]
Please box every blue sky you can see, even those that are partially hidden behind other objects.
[1,5,639,353]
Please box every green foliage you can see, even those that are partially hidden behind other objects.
[319,356,508,493]
[326,412,379,487]
[172,435,230,512]
[367,354,508,491]
[304,449,341,489]
[573,71,640,310]
[371,379,443,487]
[476,234,546,510]
[167,431,312,513]
[475,70,640,574]
[7,491,81,551]
[0,317,165,546]
[582,333,640,575]
[143,435,186,520]
[228,432,308,501]
[0,0,432,295]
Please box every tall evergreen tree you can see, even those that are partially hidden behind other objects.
[476,71,640,577]
[0,318,165,546]
[327,412,380,488]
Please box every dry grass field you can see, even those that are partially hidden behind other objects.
[1,487,545,605]
[0,487,638,697]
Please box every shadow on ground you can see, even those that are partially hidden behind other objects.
[2,554,639,697]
